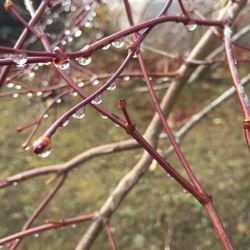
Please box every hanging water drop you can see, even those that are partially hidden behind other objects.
[38,148,52,158]
[34,233,39,238]
[27,92,33,97]
[71,91,78,97]
[72,107,85,119]
[186,22,197,31]
[100,114,108,119]
[92,79,100,86]
[36,91,42,96]
[12,53,27,65]
[15,85,22,90]
[12,93,19,98]
[102,44,111,50]
[43,114,48,119]
[123,76,130,81]
[107,82,116,91]
[74,29,82,38]
[12,182,18,186]
[71,224,77,228]
[62,119,69,127]
[56,98,62,104]
[91,95,102,105]
[7,82,14,88]
[78,82,85,87]
[76,56,92,66]
[111,37,125,48]
[53,59,70,70]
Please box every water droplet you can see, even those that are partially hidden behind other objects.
[234,58,237,65]
[12,182,18,186]
[29,72,35,78]
[43,114,48,119]
[76,56,92,66]
[46,18,53,25]
[64,29,71,35]
[183,189,187,193]
[107,82,116,91]
[38,148,52,158]
[62,119,69,127]
[36,91,42,96]
[15,85,22,90]
[12,93,19,98]
[54,59,70,70]
[56,98,62,104]
[0,245,3,248]
[74,29,82,37]
[111,37,125,48]
[44,61,51,66]
[34,233,39,238]
[27,92,33,97]
[85,5,91,11]
[12,54,27,65]
[7,82,14,88]
[72,107,85,119]
[186,22,197,31]
[71,224,77,228]
[102,44,111,50]
[91,95,102,105]
[92,79,100,86]
[100,114,108,119]
[123,76,130,81]
[78,82,85,87]
[85,22,93,28]
[62,0,71,6]
[71,91,78,97]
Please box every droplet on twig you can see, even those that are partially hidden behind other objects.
[91,95,102,105]
[111,37,125,48]
[76,56,92,66]
[72,107,85,119]
[107,82,116,91]
[12,53,27,65]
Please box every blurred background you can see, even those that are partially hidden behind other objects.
[0,0,250,249]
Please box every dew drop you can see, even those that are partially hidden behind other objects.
[100,114,108,119]
[71,224,77,228]
[111,37,125,48]
[62,0,71,6]
[7,82,14,88]
[29,72,35,78]
[12,93,19,98]
[54,59,70,70]
[15,85,22,90]
[85,5,91,11]
[78,82,85,87]
[72,107,85,119]
[56,98,62,104]
[107,82,116,91]
[38,148,52,158]
[34,233,39,238]
[92,79,100,86]
[27,92,33,97]
[43,114,48,119]
[102,44,111,50]
[91,95,102,105]
[123,76,130,81]
[76,56,92,66]
[62,119,69,127]
[36,91,43,96]
[12,182,18,186]
[12,53,27,65]
[0,245,3,248]
[186,23,197,31]
[71,91,78,97]
[74,29,82,38]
